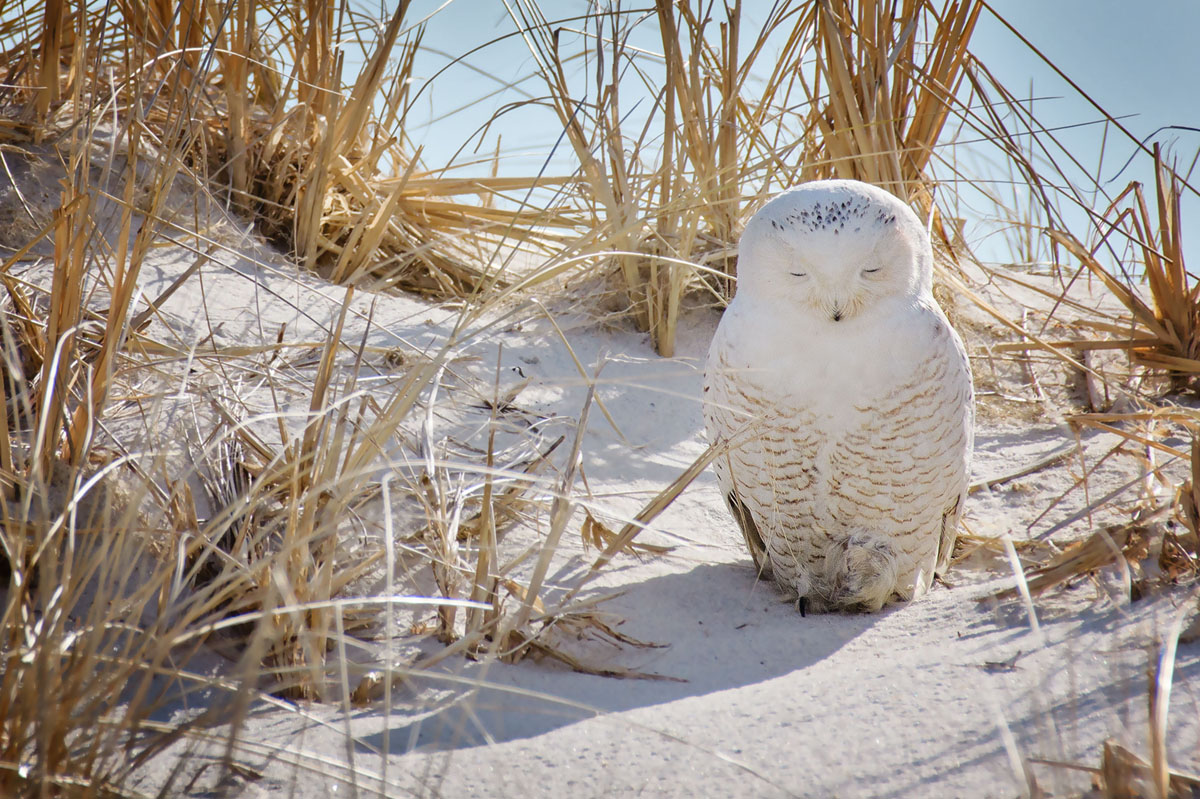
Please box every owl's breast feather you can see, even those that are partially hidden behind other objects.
[714,293,945,425]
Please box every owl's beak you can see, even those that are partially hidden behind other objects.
[818,294,849,322]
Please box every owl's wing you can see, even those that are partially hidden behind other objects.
[724,487,773,580]
[935,494,962,576]
[705,330,775,581]
[924,302,973,579]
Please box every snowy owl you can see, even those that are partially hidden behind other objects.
[703,179,973,613]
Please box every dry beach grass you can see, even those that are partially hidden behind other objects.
[0,1,1198,796]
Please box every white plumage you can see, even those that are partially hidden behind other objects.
[703,179,973,613]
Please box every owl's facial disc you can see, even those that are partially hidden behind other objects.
[736,182,931,320]
[784,249,890,322]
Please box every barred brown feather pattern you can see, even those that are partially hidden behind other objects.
[703,313,972,608]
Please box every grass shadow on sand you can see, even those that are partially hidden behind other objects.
[358,560,881,754]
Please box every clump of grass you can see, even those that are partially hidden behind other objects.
[0,4,634,790]
[0,57,220,795]
[511,1,985,353]
[799,0,979,202]
[509,2,778,353]
[0,0,573,297]
[1049,148,1199,392]
[0,0,699,698]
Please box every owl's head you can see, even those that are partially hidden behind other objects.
[735,180,933,322]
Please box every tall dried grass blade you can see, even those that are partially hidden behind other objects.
[510,381,595,634]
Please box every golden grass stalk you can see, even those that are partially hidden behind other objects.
[34,1,64,128]
[1148,596,1191,799]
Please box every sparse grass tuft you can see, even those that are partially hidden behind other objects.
[1050,147,1200,391]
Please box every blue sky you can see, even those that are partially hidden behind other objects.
[972,0,1200,148]
[387,1,1199,265]
[970,0,1200,189]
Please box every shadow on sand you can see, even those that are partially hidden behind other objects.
[358,559,883,754]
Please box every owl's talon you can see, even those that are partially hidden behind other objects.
[822,531,898,612]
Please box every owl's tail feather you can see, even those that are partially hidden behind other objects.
[725,490,773,581]
[818,531,899,612]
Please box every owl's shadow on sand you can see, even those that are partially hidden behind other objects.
[357,560,881,755]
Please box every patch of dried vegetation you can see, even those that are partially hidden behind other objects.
[0,1,1198,796]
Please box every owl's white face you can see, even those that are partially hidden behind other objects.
[735,180,933,323]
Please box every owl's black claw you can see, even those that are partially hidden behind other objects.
[797,596,808,617]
